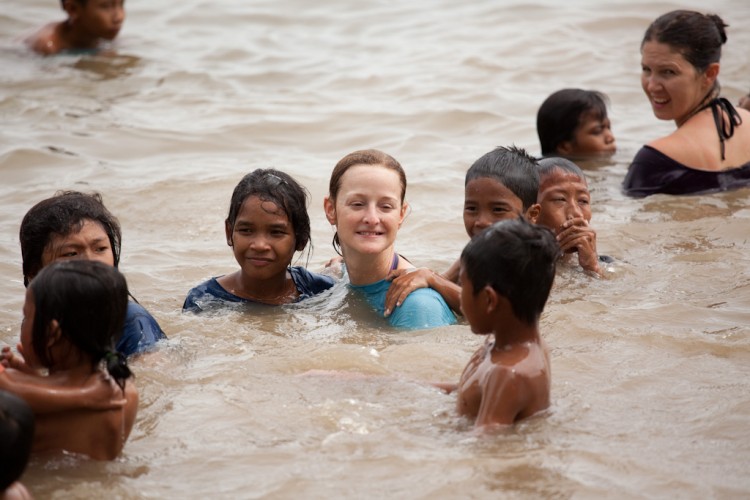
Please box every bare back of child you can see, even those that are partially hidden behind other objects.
[439,218,558,428]
[0,260,137,460]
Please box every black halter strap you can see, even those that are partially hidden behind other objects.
[702,97,743,161]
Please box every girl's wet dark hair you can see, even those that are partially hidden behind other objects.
[461,218,559,325]
[537,157,587,184]
[29,260,132,392]
[465,146,540,210]
[0,390,34,491]
[537,89,609,156]
[226,169,312,255]
[642,10,728,72]
[20,191,121,287]
[328,149,407,254]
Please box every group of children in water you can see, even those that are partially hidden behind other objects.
[5,2,750,497]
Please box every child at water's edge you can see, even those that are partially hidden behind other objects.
[528,157,609,276]
[183,169,334,312]
[0,391,34,500]
[15,191,166,357]
[384,146,539,314]
[435,218,557,428]
[26,0,125,56]
[0,260,138,460]
[537,89,616,159]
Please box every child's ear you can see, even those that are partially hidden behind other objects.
[323,196,337,226]
[224,219,233,247]
[556,141,574,156]
[482,285,499,314]
[526,204,541,224]
[62,0,81,21]
[46,320,63,348]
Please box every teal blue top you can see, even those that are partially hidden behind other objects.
[349,278,456,330]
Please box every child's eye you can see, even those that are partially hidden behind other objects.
[464,205,477,213]
[579,199,590,205]
[61,251,78,258]
[380,204,394,211]
[492,207,509,213]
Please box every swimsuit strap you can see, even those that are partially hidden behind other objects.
[390,253,399,271]
[703,97,743,161]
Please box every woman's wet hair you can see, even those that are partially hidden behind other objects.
[537,157,587,184]
[20,191,121,287]
[226,169,311,253]
[461,218,559,325]
[465,146,540,210]
[0,390,34,492]
[642,10,728,72]
[537,89,609,156]
[29,260,132,392]
[328,149,407,254]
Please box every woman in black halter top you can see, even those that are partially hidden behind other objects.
[623,10,750,197]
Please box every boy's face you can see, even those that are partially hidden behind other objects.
[463,178,524,239]
[41,219,115,269]
[533,169,592,236]
[72,0,126,41]
[562,112,616,157]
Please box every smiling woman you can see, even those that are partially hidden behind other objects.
[623,10,750,197]
[323,149,456,330]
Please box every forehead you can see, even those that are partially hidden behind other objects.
[641,40,689,65]
[339,164,402,192]
[465,177,521,202]
[51,218,108,242]
[539,170,588,192]
[237,195,287,219]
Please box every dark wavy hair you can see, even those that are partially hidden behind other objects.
[461,218,559,325]
[537,89,610,156]
[20,191,121,287]
[465,146,540,210]
[226,169,312,257]
[28,260,132,392]
[642,10,728,72]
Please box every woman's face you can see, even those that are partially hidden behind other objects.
[324,164,407,259]
[640,41,716,124]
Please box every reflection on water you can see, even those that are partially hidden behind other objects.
[1,0,750,498]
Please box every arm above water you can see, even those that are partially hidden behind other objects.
[385,268,461,316]
[0,365,126,413]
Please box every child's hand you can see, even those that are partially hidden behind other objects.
[384,268,433,317]
[82,372,127,411]
[1,345,31,373]
[557,218,601,275]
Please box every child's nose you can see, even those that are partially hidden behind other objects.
[567,203,584,219]
[113,6,125,24]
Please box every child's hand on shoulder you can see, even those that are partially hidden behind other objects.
[557,218,601,275]
[384,268,434,316]
[82,371,128,410]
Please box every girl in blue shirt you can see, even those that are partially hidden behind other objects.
[183,169,334,312]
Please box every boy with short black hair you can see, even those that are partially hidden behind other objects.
[537,89,616,159]
[26,0,125,55]
[528,157,607,276]
[435,218,558,428]
[384,146,539,314]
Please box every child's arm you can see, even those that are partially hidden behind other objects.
[442,258,461,284]
[556,218,601,276]
[384,268,461,316]
[1,345,34,374]
[0,365,126,413]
